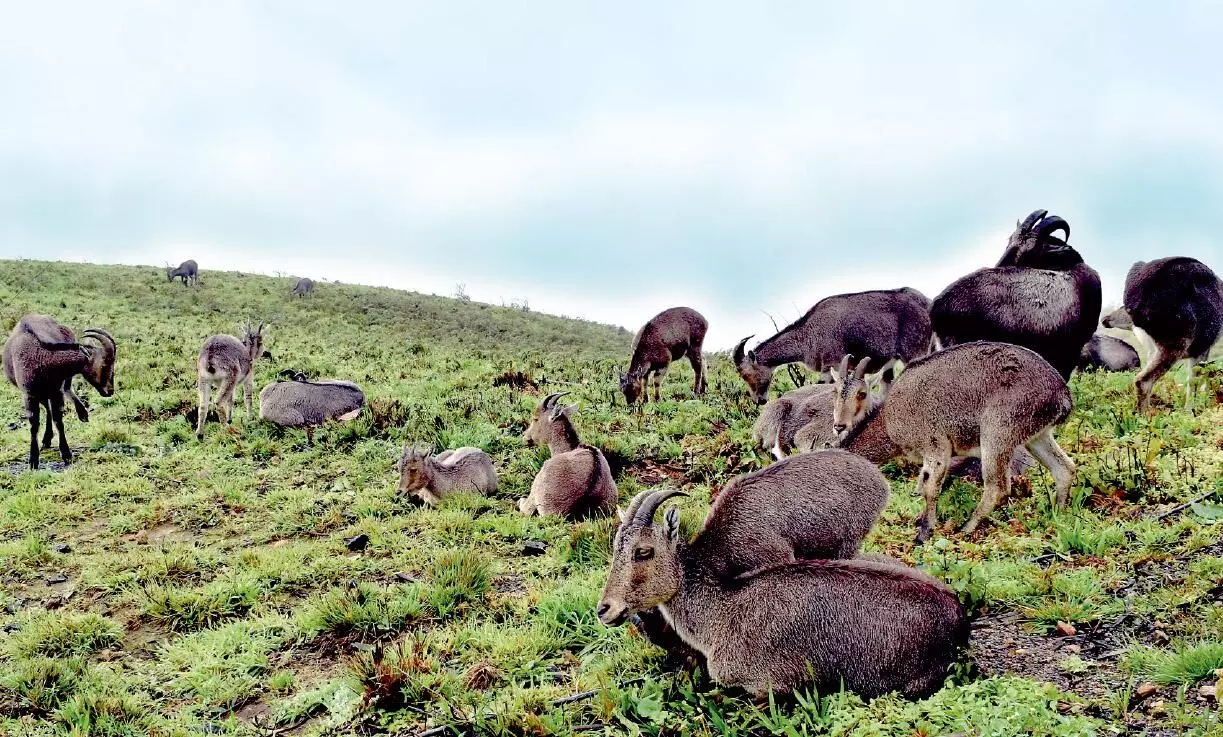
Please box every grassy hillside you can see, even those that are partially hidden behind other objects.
[1,259,1221,737]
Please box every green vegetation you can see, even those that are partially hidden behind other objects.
[1,259,1221,735]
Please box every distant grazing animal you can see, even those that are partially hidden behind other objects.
[598,490,968,699]
[166,260,198,286]
[733,288,931,405]
[519,395,617,519]
[620,307,708,405]
[398,445,498,506]
[258,373,365,443]
[1077,334,1140,373]
[290,278,315,297]
[930,210,1101,380]
[2,315,116,469]
[752,384,836,460]
[833,342,1074,542]
[1102,257,1223,410]
[195,320,266,440]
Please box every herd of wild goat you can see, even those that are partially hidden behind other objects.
[3,210,1223,701]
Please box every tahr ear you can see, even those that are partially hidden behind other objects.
[664,507,681,542]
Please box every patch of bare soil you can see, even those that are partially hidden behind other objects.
[974,537,1223,734]
[123,522,197,545]
[625,459,689,488]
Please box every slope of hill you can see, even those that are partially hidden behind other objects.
[0,259,1221,736]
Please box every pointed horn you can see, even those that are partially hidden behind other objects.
[620,489,656,527]
[632,489,688,526]
[733,336,753,366]
[854,356,871,379]
[838,354,851,379]
[1034,215,1069,243]
[1018,209,1047,232]
[541,391,569,410]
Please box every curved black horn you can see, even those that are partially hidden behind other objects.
[1034,215,1069,243]
[733,336,753,366]
[1018,209,1048,232]
[79,328,116,348]
[541,391,569,410]
[632,489,689,526]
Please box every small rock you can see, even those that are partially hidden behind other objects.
[1062,644,1082,654]
[3,598,25,614]
[522,540,548,556]
[1134,682,1159,701]
[393,572,418,583]
[1,623,19,634]
[1015,648,1028,656]
[1148,699,1166,716]
[345,534,370,552]
[46,573,68,585]
[1200,685,1217,701]
[1055,621,1077,637]
[52,543,71,554]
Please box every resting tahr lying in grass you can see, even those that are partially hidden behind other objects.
[598,490,967,700]
[833,342,1074,543]
[3,315,116,469]
[397,445,498,506]
[258,372,365,443]
[519,395,617,519]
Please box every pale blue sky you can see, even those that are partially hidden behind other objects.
[2,1,1221,347]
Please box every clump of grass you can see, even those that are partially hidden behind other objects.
[346,636,441,712]
[1124,640,1223,685]
[0,657,88,716]
[136,575,263,632]
[4,612,123,659]
[428,550,491,616]
[559,518,614,569]
[55,689,149,737]
[534,581,608,655]
[1051,517,1127,556]
[157,617,293,708]
[298,583,427,641]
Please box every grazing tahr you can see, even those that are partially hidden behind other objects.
[290,277,315,297]
[166,260,199,286]
[1102,257,1223,410]
[598,490,968,699]
[195,321,266,439]
[258,372,365,443]
[733,288,931,405]
[833,342,1074,542]
[3,315,116,470]
[752,384,836,460]
[520,393,617,519]
[1077,334,1140,373]
[931,210,1101,380]
[620,307,708,405]
[397,445,498,506]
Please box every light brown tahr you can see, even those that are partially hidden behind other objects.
[195,320,266,440]
[2,315,116,469]
[620,307,708,405]
[518,392,617,519]
[397,444,498,506]
[751,384,834,460]
[598,490,968,699]
[733,287,931,405]
[832,342,1074,543]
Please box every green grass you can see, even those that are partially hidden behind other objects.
[1,259,1222,736]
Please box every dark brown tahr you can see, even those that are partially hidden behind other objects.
[931,209,1102,380]
[621,307,708,405]
[734,287,932,404]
